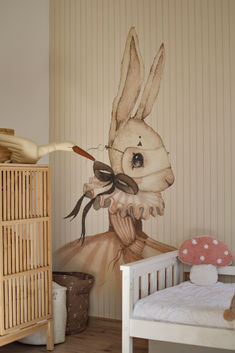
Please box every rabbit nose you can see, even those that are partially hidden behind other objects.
[165,172,174,186]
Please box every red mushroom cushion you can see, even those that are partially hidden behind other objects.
[179,236,232,266]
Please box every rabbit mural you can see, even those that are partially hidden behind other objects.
[58,27,176,287]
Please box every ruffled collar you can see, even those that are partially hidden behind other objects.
[83,176,165,220]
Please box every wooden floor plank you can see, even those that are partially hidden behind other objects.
[0,318,148,353]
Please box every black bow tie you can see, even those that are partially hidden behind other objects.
[65,161,139,244]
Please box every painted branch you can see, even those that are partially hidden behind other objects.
[137,231,177,253]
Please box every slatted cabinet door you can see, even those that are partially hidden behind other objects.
[0,164,53,349]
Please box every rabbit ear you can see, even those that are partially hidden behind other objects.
[109,27,144,145]
[135,43,165,120]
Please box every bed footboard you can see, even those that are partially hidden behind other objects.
[121,250,179,353]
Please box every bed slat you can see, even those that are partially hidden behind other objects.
[150,271,157,294]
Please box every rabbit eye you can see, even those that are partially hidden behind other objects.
[132,153,144,169]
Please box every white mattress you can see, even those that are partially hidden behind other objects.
[132,281,235,329]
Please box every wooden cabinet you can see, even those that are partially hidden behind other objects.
[0,164,53,350]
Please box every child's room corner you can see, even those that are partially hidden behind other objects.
[0,0,235,353]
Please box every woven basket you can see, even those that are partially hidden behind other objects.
[53,272,95,335]
[0,128,14,163]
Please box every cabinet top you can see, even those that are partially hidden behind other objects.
[0,163,49,169]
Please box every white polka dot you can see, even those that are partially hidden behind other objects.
[217,258,222,264]
[192,239,197,245]
[224,251,229,255]
[204,244,209,249]
[200,256,205,261]
[183,249,188,254]
[213,240,218,245]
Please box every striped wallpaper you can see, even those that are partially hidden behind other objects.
[50,0,235,319]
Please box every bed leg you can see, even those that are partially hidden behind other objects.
[46,319,54,351]
[122,267,133,353]
[122,332,133,353]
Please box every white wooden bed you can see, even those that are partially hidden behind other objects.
[121,250,235,353]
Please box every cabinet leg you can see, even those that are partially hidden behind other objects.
[46,319,54,351]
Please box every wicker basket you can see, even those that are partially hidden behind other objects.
[53,272,95,335]
[0,128,14,163]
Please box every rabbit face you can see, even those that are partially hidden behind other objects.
[108,27,174,194]
[109,118,174,192]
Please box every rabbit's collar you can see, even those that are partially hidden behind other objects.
[83,176,165,220]
[65,161,140,243]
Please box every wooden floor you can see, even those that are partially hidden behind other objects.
[0,318,148,353]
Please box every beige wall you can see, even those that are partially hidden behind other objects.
[50,0,235,320]
[0,0,49,163]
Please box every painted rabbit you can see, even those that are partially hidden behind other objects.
[58,27,175,286]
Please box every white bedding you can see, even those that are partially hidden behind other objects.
[132,281,235,329]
